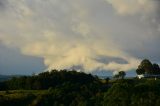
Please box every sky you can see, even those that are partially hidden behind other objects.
[0,0,160,75]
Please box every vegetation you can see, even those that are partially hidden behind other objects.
[114,71,126,79]
[136,59,160,75]
[0,70,107,106]
[0,59,160,106]
[103,79,160,106]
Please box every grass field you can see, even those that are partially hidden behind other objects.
[0,90,50,106]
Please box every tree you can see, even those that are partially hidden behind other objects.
[103,82,133,106]
[113,71,126,79]
[136,59,160,75]
[137,59,154,74]
[118,71,126,79]
[105,77,110,85]
[153,63,160,74]
[113,74,120,79]
[136,68,145,75]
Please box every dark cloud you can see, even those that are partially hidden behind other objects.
[70,65,84,71]
[95,55,128,65]
[0,0,7,9]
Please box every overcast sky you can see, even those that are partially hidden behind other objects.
[0,0,160,75]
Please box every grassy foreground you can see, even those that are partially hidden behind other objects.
[0,90,49,106]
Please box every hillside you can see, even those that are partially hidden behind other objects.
[0,75,11,82]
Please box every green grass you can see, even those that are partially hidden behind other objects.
[0,90,48,97]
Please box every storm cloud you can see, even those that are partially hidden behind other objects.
[0,0,160,74]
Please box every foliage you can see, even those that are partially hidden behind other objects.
[136,68,145,75]
[3,70,97,90]
[136,59,160,75]
[0,70,109,106]
[0,67,160,106]
[114,71,126,79]
[103,79,160,106]
[1,79,160,106]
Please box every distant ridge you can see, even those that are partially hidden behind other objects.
[0,75,24,82]
[0,75,11,81]
[97,75,112,79]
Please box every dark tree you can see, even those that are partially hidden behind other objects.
[153,63,160,74]
[114,71,126,79]
[136,68,145,75]
[113,74,120,79]
[118,71,126,79]
[105,77,110,85]
[103,82,133,106]
[138,59,154,74]
[136,59,160,75]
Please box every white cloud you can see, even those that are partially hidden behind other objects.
[0,0,159,73]
[106,0,157,15]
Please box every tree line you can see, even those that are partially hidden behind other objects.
[0,69,102,90]
[0,59,160,106]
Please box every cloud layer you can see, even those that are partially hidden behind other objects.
[0,0,160,73]
[106,0,157,15]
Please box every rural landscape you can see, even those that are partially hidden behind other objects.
[0,0,160,106]
[1,59,160,106]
